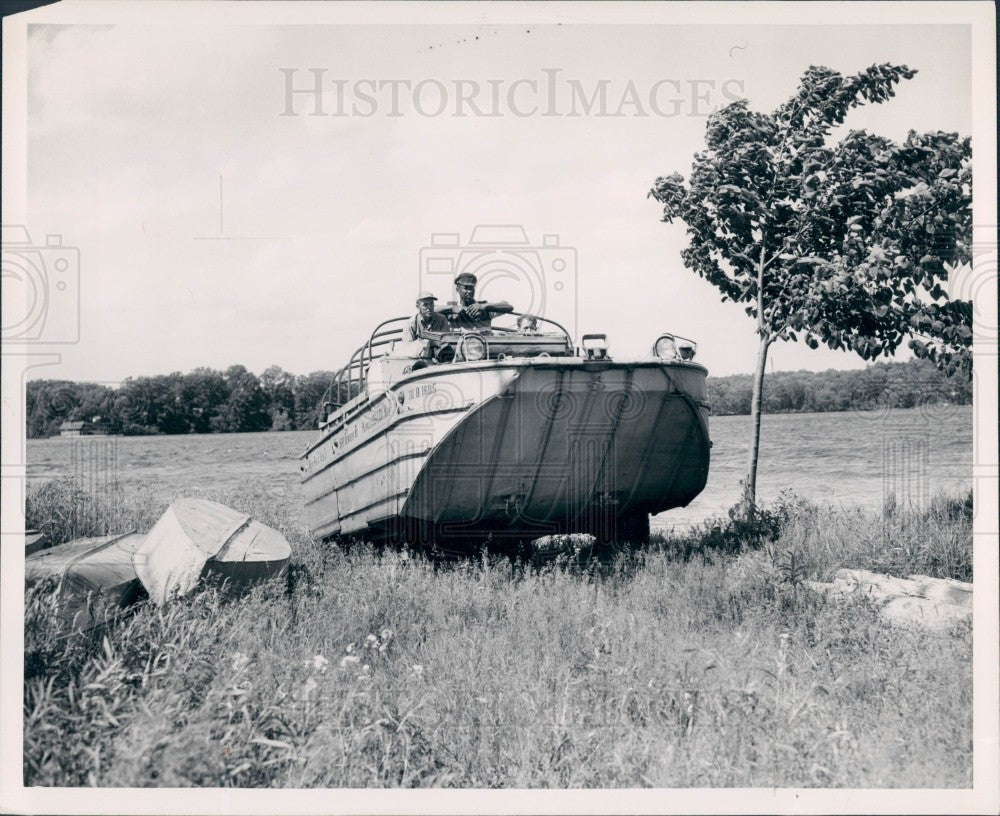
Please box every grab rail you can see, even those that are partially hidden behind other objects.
[322,310,575,421]
[324,316,409,413]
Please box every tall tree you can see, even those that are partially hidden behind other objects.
[294,371,337,430]
[260,365,297,430]
[25,380,84,438]
[213,365,271,433]
[176,368,229,433]
[649,64,972,507]
[113,376,185,435]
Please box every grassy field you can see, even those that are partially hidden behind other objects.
[23,478,972,788]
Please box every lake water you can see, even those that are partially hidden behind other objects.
[656,405,972,529]
[26,406,972,531]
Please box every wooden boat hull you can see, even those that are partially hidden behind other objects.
[301,359,710,548]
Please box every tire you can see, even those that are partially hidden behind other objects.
[613,511,650,547]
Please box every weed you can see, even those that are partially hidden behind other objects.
[26,480,164,546]
[23,482,972,788]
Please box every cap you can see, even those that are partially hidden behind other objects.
[454,272,477,286]
[415,291,437,302]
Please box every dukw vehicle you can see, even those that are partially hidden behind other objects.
[300,314,711,554]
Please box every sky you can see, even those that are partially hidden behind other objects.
[20,21,972,383]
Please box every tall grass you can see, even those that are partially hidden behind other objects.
[25,479,165,546]
[23,482,972,788]
[25,477,305,547]
[651,490,973,582]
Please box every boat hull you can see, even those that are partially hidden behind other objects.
[25,532,147,629]
[26,500,292,628]
[301,360,710,548]
[134,498,291,603]
[301,366,519,539]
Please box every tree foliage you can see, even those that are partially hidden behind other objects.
[649,64,973,373]
[706,359,972,417]
[26,367,337,438]
[649,64,973,506]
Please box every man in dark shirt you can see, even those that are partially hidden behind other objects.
[440,272,514,331]
[407,292,451,340]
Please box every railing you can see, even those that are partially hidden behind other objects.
[321,311,576,422]
[363,317,412,379]
[326,316,409,412]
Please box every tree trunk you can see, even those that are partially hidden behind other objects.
[744,333,771,510]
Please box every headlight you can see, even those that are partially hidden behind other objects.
[654,334,678,359]
[654,333,697,361]
[460,333,488,361]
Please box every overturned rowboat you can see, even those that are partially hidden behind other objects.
[25,498,291,627]
[134,498,291,604]
[25,531,147,629]
[25,528,47,555]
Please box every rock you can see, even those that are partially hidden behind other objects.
[530,533,595,566]
[802,568,972,632]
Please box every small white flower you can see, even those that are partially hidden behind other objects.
[231,652,250,672]
[296,676,318,701]
[345,642,355,654]
[361,663,371,674]
[379,628,394,642]
[365,634,378,649]
[312,655,329,673]
[410,664,424,677]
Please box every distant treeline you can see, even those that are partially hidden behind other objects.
[27,359,971,438]
[26,366,331,439]
[706,359,971,416]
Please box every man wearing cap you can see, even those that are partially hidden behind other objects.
[407,292,451,341]
[440,272,514,331]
